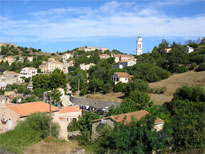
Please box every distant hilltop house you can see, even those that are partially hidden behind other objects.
[112,60,136,69]
[112,54,136,63]
[165,47,172,53]
[92,110,164,139]
[0,101,82,139]
[39,58,70,74]
[19,67,37,82]
[99,54,110,59]
[62,53,74,62]
[186,46,194,53]
[3,56,15,66]
[0,71,20,90]
[112,72,133,84]
[80,63,95,71]
[27,56,34,62]
[79,46,108,53]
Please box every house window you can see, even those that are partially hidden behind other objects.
[116,78,119,81]
[125,78,127,80]
[72,118,77,122]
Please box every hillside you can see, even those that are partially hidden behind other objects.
[149,70,205,105]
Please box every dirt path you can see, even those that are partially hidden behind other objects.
[148,71,205,105]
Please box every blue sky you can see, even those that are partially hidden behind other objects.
[0,0,204,54]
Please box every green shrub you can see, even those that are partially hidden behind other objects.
[113,82,126,92]
[80,88,88,96]
[189,62,197,70]
[123,79,149,96]
[150,87,167,94]
[174,66,188,73]
[196,62,205,72]
[126,63,170,82]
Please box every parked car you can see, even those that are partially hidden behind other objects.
[80,105,86,109]
[88,106,96,111]
[97,109,105,115]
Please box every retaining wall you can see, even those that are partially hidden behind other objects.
[70,95,121,109]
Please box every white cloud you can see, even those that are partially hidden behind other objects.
[0,0,204,42]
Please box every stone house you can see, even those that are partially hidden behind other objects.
[62,53,74,62]
[112,72,133,84]
[92,110,164,139]
[39,59,69,74]
[100,48,108,53]
[19,67,37,82]
[0,71,20,89]
[54,105,82,138]
[27,56,33,62]
[80,63,95,71]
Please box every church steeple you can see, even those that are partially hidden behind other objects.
[136,36,143,55]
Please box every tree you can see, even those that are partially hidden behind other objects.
[164,86,205,151]
[97,115,168,153]
[123,79,149,96]
[49,89,62,106]
[196,62,205,72]
[88,78,103,93]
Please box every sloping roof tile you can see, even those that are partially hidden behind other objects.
[114,72,133,78]
[92,110,164,125]
[59,105,81,113]
[8,101,59,117]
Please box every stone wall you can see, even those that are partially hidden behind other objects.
[70,95,121,109]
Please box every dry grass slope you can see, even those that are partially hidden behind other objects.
[24,137,81,154]
[149,71,205,105]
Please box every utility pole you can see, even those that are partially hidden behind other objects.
[48,95,52,136]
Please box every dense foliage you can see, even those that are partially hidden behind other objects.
[164,86,205,151]
[126,63,170,82]
[96,115,169,153]
[32,69,67,93]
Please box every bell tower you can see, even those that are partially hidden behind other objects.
[136,36,143,55]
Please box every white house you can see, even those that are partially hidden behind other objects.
[112,60,136,69]
[186,46,194,53]
[165,47,172,53]
[112,54,136,63]
[112,72,133,84]
[19,67,37,82]
[80,63,95,71]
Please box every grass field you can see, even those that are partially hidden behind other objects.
[148,71,205,105]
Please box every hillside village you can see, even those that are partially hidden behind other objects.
[0,38,204,154]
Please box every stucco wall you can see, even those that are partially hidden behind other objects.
[70,95,121,109]
[0,105,20,130]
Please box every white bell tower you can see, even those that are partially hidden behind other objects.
[136,36,143,55]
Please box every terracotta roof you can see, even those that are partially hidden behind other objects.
[59,105,81,113]
[114,72,133,78]
[93,110,164,125]
[7,101,59,117]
